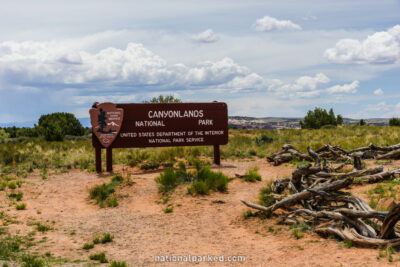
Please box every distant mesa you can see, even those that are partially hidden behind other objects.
[228,116,390,130]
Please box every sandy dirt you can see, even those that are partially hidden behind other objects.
[1,159,399,266]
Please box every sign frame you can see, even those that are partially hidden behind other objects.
[90,101,228,172]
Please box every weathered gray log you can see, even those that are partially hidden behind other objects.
[371,143,400,152]
[307,146,320,167]
[271,178,291,194]
[292,164,322,181]
[358,170,394,183]
[267,144,297,162]
[352,152,363,170]
[241,178,353,212]
[332,162,351,172]
[272,153,292,166]
[349,146,373,153]
[315,145,349,155]
[240,199,269,212]
[379,203,400,239]
[267,144,313,166]
[292,209,377,238]
[376,148,400,160]
[315,225,400,247]
[313,166,384,180]
[334,208,387,220]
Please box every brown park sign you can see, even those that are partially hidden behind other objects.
[90,102,228,172]
[89,102,124,147]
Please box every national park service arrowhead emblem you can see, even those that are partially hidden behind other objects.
[90,102,124,147]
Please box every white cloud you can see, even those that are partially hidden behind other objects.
[324,25,400,64]
[374,88,384,95]
[326,80,359,94]
[214,73,266,93]
[0,40,258,90]
[268,73,330,98]
[191,29,219,43]
[252,16,302,32]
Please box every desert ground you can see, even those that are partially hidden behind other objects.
[1,158,399,266]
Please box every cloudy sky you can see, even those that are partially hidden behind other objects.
[1,0,400,124]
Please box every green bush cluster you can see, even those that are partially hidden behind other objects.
[389,118,400,127]
[155,161,229,196]
[300,107,343,129]
[21,254,45,267]
[257,180,275,218]
[89,252,108,263]
[15,203,26,210]
[253,133,273,146]
[38,112,85,141]
[89,175,123,207]
[110,261,127,267]
[1,113,86,143]
[84,232,114,251]
[140,161,160,170]
[0,129,9,143]
[240,167,262,182]
[142,95,182,103]
[0,235,21,260]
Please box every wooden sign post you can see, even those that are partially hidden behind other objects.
[90,102,228,172]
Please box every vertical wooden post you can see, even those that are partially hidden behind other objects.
[95,147,102,173]
[106,147,113,172]
[213,145,220,165]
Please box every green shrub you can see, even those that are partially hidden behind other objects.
[156,162,229,196]
[143,95,181,103]
[89,252,108,263]
[140,161,160,170]
[0,235,21,259]
[164,205,174,213]
[106,197,118,207]
[258,180,275,218]
[292,228,304,239]
[243,210,253,219]
[254,133,273,145]
[36,223,52,232]
[344,240,352,248]
[197,166,228,192]
[0,181,6,191]
[300,107,341,129]
[100,233,114,243]
[389,118,400,126]
[155,168,179,193]
[89,175,123,207]
[187,181,209,196]
[90,183,115,203]
[83,243,94,250]
[111,174,123,183]
[0,129,9,144]
[38,112,84,141]
[7,182,16,189]
[16,203,26,210]
[21,254,45,267]
[241,167,262,182]
[39,168,48,180]
[110,261,127,267]
[8,192,23,201]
